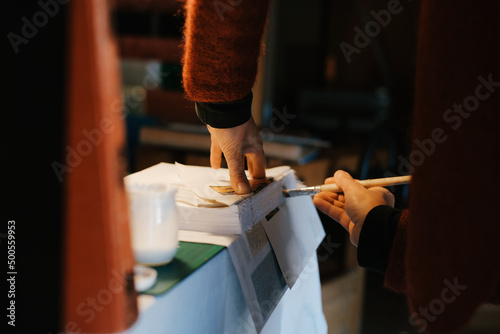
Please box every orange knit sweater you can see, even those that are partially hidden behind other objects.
[182,0,270,102]
[182,1,500,333]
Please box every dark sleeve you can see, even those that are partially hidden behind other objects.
[357,205,402,274]
[195,92,253,129]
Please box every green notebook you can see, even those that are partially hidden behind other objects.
[142,241,225,295]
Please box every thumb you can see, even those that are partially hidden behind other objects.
[333,170,365,194]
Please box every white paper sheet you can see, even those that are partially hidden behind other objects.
[177,230,237,247]
[175,162,291,207]
[261,198,325,289]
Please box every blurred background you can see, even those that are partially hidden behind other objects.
[113,1,500,332]
[114,0,500,333]
[6,0,500,333]
[115,1,417,331]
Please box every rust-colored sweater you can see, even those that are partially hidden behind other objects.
[385,2,500,333]
[182,0,270,102]
[182,1,500,333]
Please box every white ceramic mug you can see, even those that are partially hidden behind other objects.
[126,183,178,266]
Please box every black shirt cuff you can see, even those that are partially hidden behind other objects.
[357,205,402,274]
[195,92,253,129]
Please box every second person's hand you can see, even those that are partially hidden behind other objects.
[313,170,395,246]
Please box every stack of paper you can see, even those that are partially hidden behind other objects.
[124,162,294,234]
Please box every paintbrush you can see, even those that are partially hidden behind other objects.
[283,175,411,197]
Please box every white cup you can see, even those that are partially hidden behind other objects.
[126,183,178,266]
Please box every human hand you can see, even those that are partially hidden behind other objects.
[207,116,266,194]
[313,170,395,246]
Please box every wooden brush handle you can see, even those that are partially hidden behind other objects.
[319,175,411,193]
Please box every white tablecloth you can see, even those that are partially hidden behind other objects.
[125,249,327,334]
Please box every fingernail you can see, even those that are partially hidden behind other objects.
[236,182,250,194]
[335,170,347,178]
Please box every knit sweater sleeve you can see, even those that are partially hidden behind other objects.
[182,0,271,103]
